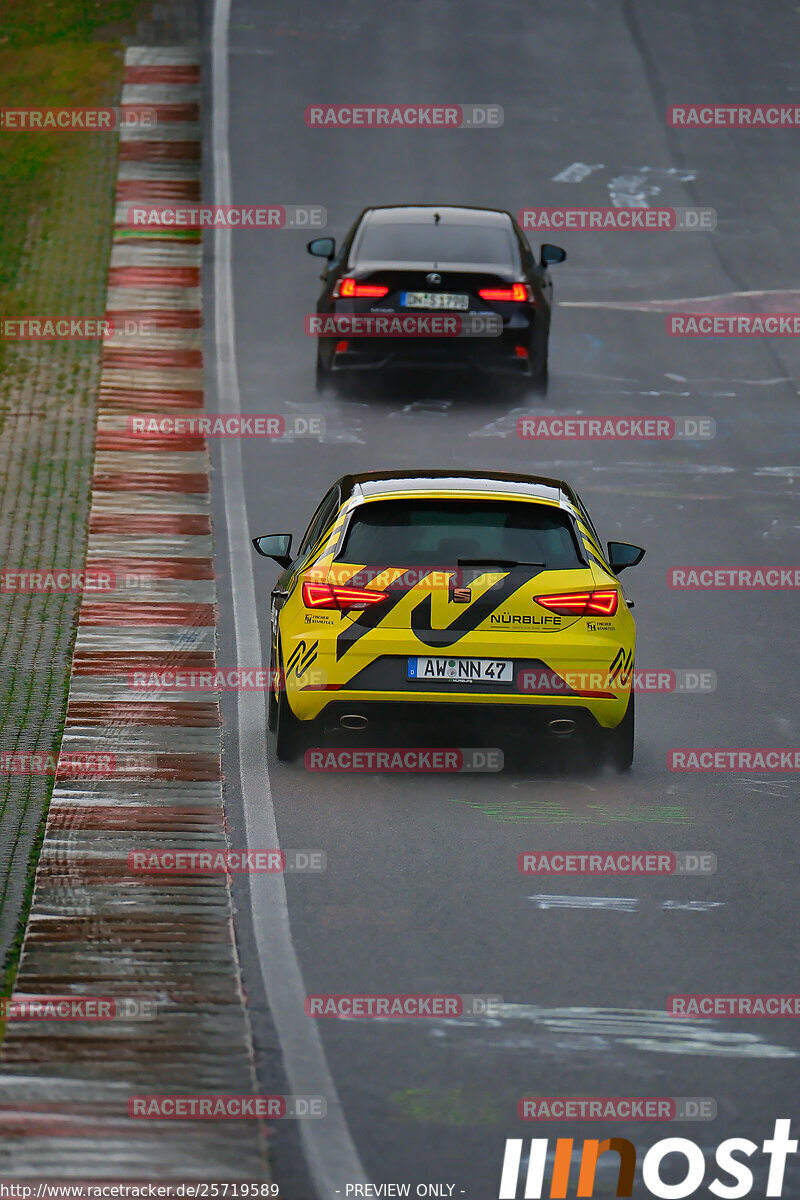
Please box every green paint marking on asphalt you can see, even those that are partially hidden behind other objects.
[389,1086,501,1127]
[447,798,693,824]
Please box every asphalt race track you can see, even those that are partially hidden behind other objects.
[204,1,800,1194]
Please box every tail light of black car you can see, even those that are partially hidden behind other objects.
[333,278,390,299]
[477,283,533,303]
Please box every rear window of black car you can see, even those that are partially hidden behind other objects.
[353,221,516,266]
[337,499,583,569]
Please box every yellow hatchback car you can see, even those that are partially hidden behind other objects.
[253,471,644,768]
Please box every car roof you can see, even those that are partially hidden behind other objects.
[336,470,571,507]
[359,205,514,229]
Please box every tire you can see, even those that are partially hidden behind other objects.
[314,353,327,392]
[531,360,549,395]
[530,328,549,394]
[275,682,306,762]
[315,347,343,393]
[605,694,635,772]
[267,638,278,732]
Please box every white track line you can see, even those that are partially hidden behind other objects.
[210,0,373,1194]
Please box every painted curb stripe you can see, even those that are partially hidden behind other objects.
[120,102,199,122]
[108,266,201,286]
[116,179,201,201]
[89,514,211,534]
[86,557,214,579]
[103,348,204,368]
[124,65,201,84]
[119,141,201,160]
[105,309,202,327]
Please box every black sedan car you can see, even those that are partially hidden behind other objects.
[307,205,566,391]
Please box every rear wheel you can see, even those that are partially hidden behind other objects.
[530,325,550,394]
[274,640,309,761]
[315,346,345,393]
[314,351,328,392]
[267,638,278,731]
[531,359,549,394]
[605,694,635,772]
[275,683,306,762]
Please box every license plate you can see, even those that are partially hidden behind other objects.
[407,656,513,684]
[402,291,470,311]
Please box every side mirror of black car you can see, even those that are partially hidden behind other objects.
[252,533,293,568]
[308,237,336,259]
[607,541,645,575]
[541,243,567,265]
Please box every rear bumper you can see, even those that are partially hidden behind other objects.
[327,338,536,376]
[280,601,634,732]
[314,699,611,740]
[286,664,631,729]
[317,306,544,377]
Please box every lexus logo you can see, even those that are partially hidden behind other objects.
[425,272,442,286]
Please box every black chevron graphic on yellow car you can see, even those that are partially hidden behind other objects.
[608,646,633,686]
[335,566,545,659]
[286,639,319,678]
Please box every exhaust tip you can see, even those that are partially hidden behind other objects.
[339,713,368,731]
[548,718,576,736]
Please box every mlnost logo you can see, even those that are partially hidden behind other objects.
[497,1121,797,1197]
